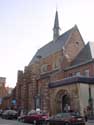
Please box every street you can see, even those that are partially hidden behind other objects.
[86,122,94,125]
[0,118,94,125]
[0,117,29,125]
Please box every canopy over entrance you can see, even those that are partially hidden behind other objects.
[48,76,94,88]
[49,76,94,116]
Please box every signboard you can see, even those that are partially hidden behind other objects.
[11,99,16,105]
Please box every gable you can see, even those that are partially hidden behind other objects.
[29,25,84,66]
[71,42,93,66]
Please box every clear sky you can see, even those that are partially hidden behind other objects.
[0,0,94,87]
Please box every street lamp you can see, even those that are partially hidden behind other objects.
[88,83,93,117]
[35,55,42,110]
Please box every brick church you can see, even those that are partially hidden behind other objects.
[16,11,94,116]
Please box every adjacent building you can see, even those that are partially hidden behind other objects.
[0,77,8,99]
[0,77,8,108]
[0,77,14,109]
[16,11,94,116]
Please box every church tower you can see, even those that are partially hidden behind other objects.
[53,10,60,41]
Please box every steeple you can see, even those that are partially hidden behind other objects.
[53,10,60,41]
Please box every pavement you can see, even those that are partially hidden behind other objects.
[86,121,94,125]
[0,117,94,125]
[87,117,94,123]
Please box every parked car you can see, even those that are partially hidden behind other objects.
[18,110,49,124]
[18,109,36,122]
[46,112,85,125]
[2,109,18,119]
[18,114,26,122]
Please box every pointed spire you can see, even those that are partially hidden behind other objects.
[53,10,60,41]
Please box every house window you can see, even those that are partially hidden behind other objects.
[75,72,80,76]
[68,73,74,77]
[84,69,89,77]
[41,64,48,73]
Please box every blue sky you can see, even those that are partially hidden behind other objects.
[0,0,94,87]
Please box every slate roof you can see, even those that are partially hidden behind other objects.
[29,25,78,65]
[70,42,94,66]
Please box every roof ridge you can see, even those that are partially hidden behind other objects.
[28,25,79,65]
[37,25,75,51]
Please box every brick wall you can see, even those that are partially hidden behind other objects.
[15,26,89,114]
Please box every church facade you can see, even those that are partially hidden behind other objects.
[16,11,94,116]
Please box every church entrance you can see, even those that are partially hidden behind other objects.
[55,90,71,113]
[62,94,70,112]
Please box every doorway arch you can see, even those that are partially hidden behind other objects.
[55,90,71,113]
[62,94,70,112]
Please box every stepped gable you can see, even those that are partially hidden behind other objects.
[29,25,78,65]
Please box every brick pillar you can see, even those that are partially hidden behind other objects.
[40,78,50,113]
[16,70,23,109]
[31,74,37,110]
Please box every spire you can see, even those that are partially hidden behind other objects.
[53,10,60,41]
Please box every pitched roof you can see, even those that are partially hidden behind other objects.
[70,42,94,66]
[29,25,79,65]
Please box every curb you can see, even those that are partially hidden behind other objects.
[87,120,94,123]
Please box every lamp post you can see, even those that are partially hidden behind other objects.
[88,83,93,117]
[35,55,42,110]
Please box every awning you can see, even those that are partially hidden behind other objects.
[48,76,94,88]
